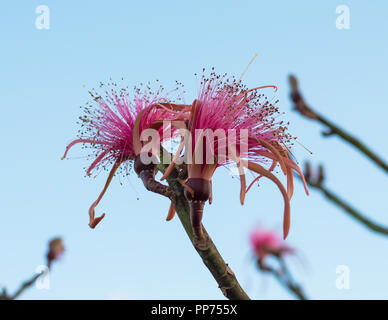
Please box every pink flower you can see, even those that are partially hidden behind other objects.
[62,85,172,174]
[162,69,309,239]
[62,84,181,228]
[250,228,293,260]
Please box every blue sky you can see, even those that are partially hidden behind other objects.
[1,0,387,299]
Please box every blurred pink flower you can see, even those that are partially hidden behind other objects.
[250,228,293,260]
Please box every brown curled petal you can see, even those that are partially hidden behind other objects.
[161,162,176,181]
[87,160,121,229]
[166,202,176,221]
[246,160,278,193]
[89,212,105,228]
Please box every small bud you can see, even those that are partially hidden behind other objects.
[317,164,325,185]
[47,237,65,267]
[304,162,312,183]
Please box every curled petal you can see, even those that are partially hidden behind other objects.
[228,144,246,205]
[238,165,246,205]
[166,202,176,221]
[88,160,121,229]
[286,166,294,199]
[283,158,309,196]
[161,133,187,181]
[246,160,278,193]
[256,150,309,196]
[244,161,291,239]
[254,137,287,175]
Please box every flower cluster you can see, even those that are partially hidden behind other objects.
[63,70,308,239]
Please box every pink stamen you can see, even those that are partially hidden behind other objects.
[61,139,105,160]
[243,85,278,95]
[86,150,110,176]
[133,108,146,156]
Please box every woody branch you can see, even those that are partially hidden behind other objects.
[289,75,388,173]
[146,150,251,300]
[302,162,388,237]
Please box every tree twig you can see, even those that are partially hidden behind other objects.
[289,75,388,173]
[156,153,250,300]
[0,237,63,300]
[258,258,307,300]
[301,162,388,236]
[0,271,45,300]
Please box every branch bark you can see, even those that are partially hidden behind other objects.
[289,75,388,173]
[300,163,388,237]
[306,179,388,236]
[258,258,307,300]
[0,271,44,300]
[157,157,250,300]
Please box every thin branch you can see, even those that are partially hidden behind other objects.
[0,271,45,300]
[0,238,63,300]
[289,75,388,173]
[301,163,388,236]
[258,258,307,300]
[156,153,250,300]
